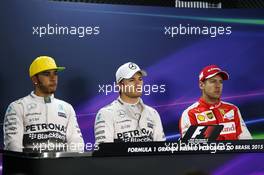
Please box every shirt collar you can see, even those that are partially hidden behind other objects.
[199,97,221,109]
[117,96,144,107]
[30,91,54,104]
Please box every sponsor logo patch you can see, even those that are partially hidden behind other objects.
[27,103,37,111]
[121,124,131,129]
[58,112,66,118]
[6,106,16,116]
[195,111,216,124]
[206,112,214,119]
[147,122,154,129]
[223,110,234,120]
[117,110,126,118]
[96,113,102,122]
[26,112,41,117]
[220,122,236,135]
[116,128,153,142]
[219,108,225,116]
[205,111,216,121]
[197,115,205,122]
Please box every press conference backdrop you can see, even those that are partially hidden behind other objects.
[1,0,264,167]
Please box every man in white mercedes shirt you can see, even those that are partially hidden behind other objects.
[3,56,84,152]
[94,62,165,143]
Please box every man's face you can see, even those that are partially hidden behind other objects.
[33,70,58,95]
[120,72,143,98]
[200,74,223,100]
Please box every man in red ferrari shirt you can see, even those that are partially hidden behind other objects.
[179,65,252,140]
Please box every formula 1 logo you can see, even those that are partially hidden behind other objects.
[191,126,207,139]
[181,125,224,141]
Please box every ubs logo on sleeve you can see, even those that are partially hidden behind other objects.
[58,104,66,118]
